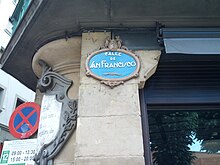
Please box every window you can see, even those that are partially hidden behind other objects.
[142,55,220,165]
[147,107,220,165]
[13,95,26,110]
[4,29,12,37]
[15,98,25,108]
[0,50,2,59]
[0,86,5,111]
[4,22,13,37]
[0,46,4,54]
[12,0,18,5]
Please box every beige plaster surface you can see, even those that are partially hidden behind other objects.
[54,132,76,165]
[75,156,144,165]
[32,32,161,165]
[32,37,81,78]
[75,116,143,157]
[80,32,111,85]
[75,32,161,165]
[136,50,161,88]
[78,83,140,117]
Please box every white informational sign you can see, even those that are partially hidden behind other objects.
[37,95,62,153]
[0,139,37,165]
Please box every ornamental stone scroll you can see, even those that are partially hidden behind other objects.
[34,60,78,165]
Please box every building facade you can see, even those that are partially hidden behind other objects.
[1,0,220,165]
[0,0,35,144]
[0,0,17,53]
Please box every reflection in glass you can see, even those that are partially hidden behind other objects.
[148,110,220,165]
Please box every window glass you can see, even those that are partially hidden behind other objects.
[12,0,18,5]
[148,107,220,165]
[0,87,5,109]
[15,98,25,108]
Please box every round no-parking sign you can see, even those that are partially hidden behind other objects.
[9,102,41,139]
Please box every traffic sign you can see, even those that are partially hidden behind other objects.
[0,139,37,165]
[9,102,41,139]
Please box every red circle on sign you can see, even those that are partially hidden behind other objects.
[9,102,41,139]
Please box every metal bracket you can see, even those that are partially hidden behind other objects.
[34,60,77,165]
[156,22,165,47]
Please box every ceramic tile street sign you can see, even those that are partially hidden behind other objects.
[86,37,140,88]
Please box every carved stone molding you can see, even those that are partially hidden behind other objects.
[34,60,78,165]
[102,36,128,51]
[100,80,124,88]
[53,63,80,75]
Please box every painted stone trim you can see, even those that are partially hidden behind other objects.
[34,60,78,165]
[85,36,141,88]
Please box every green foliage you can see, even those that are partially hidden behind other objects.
[149,110,220,164]
[195,111,220,153]
[149,111,198,165]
